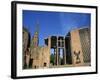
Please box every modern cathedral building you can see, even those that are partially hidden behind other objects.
[45,27,91,66]
[66,28,91,66]
[23,24,91,69]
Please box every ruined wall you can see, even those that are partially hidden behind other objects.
[23,28,30,69]
[30,46,50,69]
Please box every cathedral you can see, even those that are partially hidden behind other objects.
[23,23,50,69]
[29,27,50,69]
[23,22,91,69]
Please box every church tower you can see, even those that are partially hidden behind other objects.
[32,21,39,47]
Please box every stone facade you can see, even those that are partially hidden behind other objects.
[23,26,90,69]
[70,29,84,66]
[23,27,30,69]
[45,36,66,66]
[44,28,90,67]
[69,28,91,66]
[30,46,50,69]
[23,25,50,69]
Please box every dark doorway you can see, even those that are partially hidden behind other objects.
[44,62,47,67]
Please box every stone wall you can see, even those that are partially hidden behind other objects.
[23,27,30,69]
[30,46,50,69]
[70,29,84,66]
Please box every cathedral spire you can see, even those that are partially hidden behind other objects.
[34,20,39,35]
[32,20,39,47]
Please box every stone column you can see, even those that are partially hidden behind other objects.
[54,48,56,65]
[48,36,51,48]
[63,38,66,64]
[58,48,60,65]
[56,36,59,65]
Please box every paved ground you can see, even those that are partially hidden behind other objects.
[49,63,91,68]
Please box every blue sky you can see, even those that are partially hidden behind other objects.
[23,10,91,46]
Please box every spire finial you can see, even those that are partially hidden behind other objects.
[35,20,39,34]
